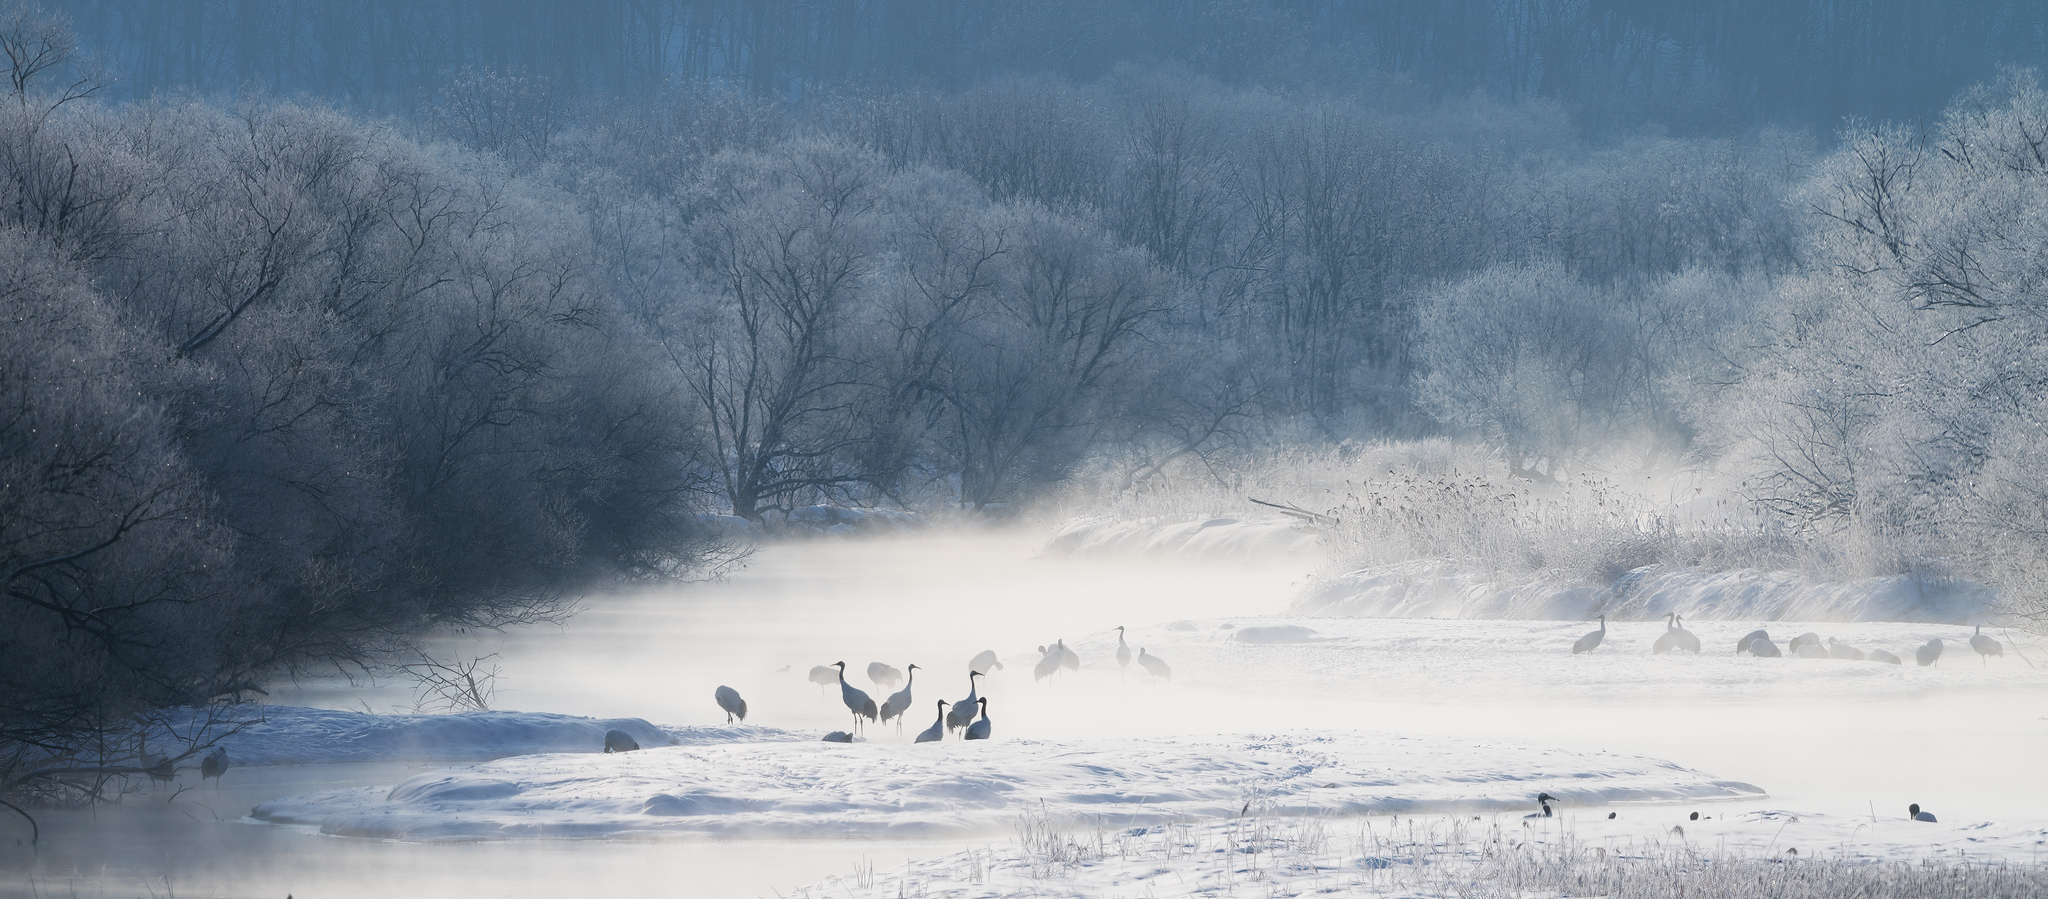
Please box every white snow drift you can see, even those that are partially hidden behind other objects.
[250,731,1761,841]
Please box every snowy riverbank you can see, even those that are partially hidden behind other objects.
[793,808,2048,898]
[249,730,1761,841]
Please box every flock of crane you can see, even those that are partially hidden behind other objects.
[1572,613,2008,666]
[696,626,1172,744]
[670,616,2011,749]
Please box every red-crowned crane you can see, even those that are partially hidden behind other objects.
[946,670,983,732]
[915,700,949,743]
[1138,647,1172,680]
[1571,615,1606,654]
[1970,626,2003,665]
[834,661,879,732]
[879,664,920,730]
[714,685,748,723]
[964,698,992,740]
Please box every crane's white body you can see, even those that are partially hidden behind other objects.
[714,685,747,723]
[1971,626,2003,664]
[835,662,879,731]
[1138,648,1171,680]
[946,671,982,731]
[880,664,918,725]
[1571,615,1606,654]
[1916,638,1943,667]
[969,650,1003,674]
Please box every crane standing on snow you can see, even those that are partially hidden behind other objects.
[1138,647,1172,680]
[834,661,879,732]
[915,700,949,743]
[1970,626,2003,665]
[947,670,984,733]
[1116,626,1133,677]
[1572,615,1606,654]
[714,685,748,723]
[964,698,992,740]
[879,664,919,730]
[1669,615,1701,654]
[1033,646,1061,681]
[1916,638,1944,667]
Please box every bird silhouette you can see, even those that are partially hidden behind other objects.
[1669,615,1701,654]
[946,670,984,732]
[1056,639,1079,672]
[1571,615,1606,654]
[1524,793,1558,818]
[1970,626,2003,665]
[808,665,839,693]
[1869,648,1902,665]
[1916,638,1943,667]
[1736,629,1770,654]
[969,650,1004,675]
[1788,632,1823,654]
[1795,641,1828,659]
[200,747,229,786]
[603,729,640,752]
[1827,637,1865,660]
[964,697,992,740]
[1138,647,1172,680]
[915,700,949,743]
[1033,646,1061,681]
[715,685,748,723]
[868,662,904,690]
[834,661,879,732]
[1115,626,1133,676]
[1910,803,1937,822]
[1746,635,1783,657]
[879,664,919,729]
[821,731,854,743]
[1653,613,1679,655]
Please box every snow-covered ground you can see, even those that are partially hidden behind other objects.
[795,810,2048,898]
[1071,617,2048,703]
[250,731,1760,840]
[162,706,801,766]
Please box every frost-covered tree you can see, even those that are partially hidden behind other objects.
[1732,71,2048,625]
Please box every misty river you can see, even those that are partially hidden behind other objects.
[6,531,2045,898]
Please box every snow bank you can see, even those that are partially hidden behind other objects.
[1044,516,1322,561]
[796,809,2048,898]
[249,731,1761,841]
[1078,618,2048,703]
[180,706,802,766]
[1299,561,1991,623]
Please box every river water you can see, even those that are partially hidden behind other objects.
[3,529,2044,897]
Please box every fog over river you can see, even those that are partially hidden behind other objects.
[5,531,2045,897]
